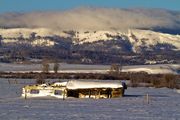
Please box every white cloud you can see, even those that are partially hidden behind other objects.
[0,7,179,31]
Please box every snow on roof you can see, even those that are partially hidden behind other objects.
[66,80,123,90]
[51,82,67,87]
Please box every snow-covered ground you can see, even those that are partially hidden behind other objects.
[0,63,179,74]
[0,78,180,120]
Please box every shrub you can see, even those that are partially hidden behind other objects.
[36,74,45,84]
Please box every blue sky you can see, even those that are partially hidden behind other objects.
[0,0,180,13]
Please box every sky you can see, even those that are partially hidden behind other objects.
[0,0,180,13]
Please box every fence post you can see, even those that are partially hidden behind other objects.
[63,89,66,100]
[146,94,149,104]
[8,79,10,85]
[25,89,27,100]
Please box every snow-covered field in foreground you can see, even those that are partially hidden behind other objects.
[0,63,179,74]
[0,79,180,120]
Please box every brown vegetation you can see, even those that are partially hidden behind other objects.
[36,73,45,84]
[0,72,179,89]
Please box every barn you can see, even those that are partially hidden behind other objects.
[66,80,126,99]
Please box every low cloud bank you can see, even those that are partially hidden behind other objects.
[0,7,180,31]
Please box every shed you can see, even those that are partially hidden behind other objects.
[66,80,125,99]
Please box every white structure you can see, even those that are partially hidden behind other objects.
[22,82,67,99]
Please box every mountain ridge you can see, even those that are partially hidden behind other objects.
[0,28,179,51]
[0,28,179,64]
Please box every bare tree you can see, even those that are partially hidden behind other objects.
[53,62,60,73]
[109,64,122,76]
[42,60,49,73]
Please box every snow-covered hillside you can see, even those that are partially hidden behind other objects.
[0,28,67,38]
[0,28,179,52]
[73,29,180,52]
[0,28,69,47]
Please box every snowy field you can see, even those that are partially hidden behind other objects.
[0,63,179,74]
[0,79,180,120]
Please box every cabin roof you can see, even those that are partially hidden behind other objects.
[51,82,67,87]
[66,80,123,90]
